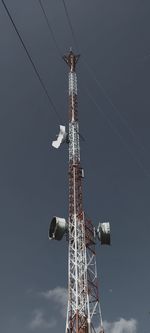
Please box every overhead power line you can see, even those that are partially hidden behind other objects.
[1,0,63,123]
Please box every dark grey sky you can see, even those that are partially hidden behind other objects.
[0,1,150,333]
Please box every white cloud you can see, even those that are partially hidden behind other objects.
[103,318,137,333]
[30,289,138,333]
[40,286,67,318]
[29,309,56,330]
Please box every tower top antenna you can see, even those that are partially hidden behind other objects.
[63,50,80,72]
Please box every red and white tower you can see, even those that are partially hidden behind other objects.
[49,50,110,333]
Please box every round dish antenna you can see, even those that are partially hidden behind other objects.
[96,222,111,245]
[49,217,67,241]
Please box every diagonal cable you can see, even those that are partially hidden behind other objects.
[62,0,146,152]
[38,0,85,141]
[82,59,146,154]
[62,0,79,52]
[1,0,63,123]
[62,0,150,173]
[38,0,62,58]
[84,86,150,179]
[62,0,146,150]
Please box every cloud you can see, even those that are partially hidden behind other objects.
[30,289,137,333]
[40,286,67,318]
[29,309,56,330]
[103,318,137,333]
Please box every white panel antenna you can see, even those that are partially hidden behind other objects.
[52,125,67,149]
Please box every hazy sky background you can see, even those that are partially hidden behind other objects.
[0,1,150,333]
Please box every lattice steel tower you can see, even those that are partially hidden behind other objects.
[49,50,110,333]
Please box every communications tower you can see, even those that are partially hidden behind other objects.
[49,50,110,333]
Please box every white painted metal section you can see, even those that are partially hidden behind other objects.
[69,72,77,95]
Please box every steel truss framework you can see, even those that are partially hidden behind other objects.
[63,51,104,333]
